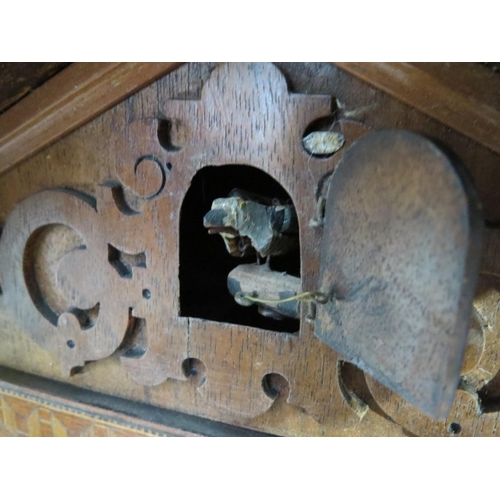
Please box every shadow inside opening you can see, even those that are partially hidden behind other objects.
[179,165,300,334]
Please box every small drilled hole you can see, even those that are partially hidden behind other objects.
[142,289,151,299]
[448,422,461,435]
[261,373,290,399]
[166,162,173,171]
[67,340,75,349]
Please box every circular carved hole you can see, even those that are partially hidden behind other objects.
[166,162,173,171]
[448,422,462,435]
[67,340,75,349]
[302,115,344,158]
[261,373,290,400]
[142,289,152,299]
[182,358,207,387]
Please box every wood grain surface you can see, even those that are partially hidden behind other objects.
[0,366,272,437]
[0,62,183,175]
[0,62,499,436]
[0,63,69,115]
[334,62,500,158]
[317,130,482,420]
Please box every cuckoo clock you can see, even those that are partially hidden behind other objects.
[0,62,499,436]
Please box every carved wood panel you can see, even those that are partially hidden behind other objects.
[0,62,500,436]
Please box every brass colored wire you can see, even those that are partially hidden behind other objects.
[235,291,328,305]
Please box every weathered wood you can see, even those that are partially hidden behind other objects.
[0,63,69,115]
[228,264,302,320]
[0,63,360,428]
[0,63,499,436]
[334,62,500,158]
[0,62,183,175]
[0,378,193,437]
[411,63,500,112]
[316,130,482,420]
[363,271,500,437]
[0,366,271,437]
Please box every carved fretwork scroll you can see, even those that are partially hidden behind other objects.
[1,63,500,436]
[0,184,169,377]
[0,63,366,425]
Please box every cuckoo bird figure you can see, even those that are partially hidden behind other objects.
[203,188,299,261]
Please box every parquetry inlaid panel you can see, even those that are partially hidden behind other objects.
[0,381,192,437]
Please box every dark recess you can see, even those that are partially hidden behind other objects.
[0,62,71,115]
[180,165,300,333]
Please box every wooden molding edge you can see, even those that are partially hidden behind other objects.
[0,62,184,176]
[0,380,191,437]
[0,366,273,437]
[2,62,498,177]
[333,62,500,157]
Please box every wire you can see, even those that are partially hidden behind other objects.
[235,290,328,306]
